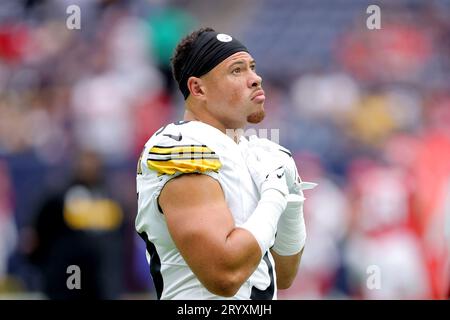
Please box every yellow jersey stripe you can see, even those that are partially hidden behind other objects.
[147,158,222,175]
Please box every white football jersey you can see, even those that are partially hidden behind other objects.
[135,120,277,300]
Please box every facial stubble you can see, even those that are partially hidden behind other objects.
[247,108,265,124]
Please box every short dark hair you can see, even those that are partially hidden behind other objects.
[171,27,215,87]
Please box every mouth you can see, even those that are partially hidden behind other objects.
[251,89,265,102]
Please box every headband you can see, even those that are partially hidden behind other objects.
[178,31,249,99]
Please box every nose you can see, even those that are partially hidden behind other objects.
[248,71,262,88]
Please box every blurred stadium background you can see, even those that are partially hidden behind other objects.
[1,0,450,299]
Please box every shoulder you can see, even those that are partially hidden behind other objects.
[142,121,223,176]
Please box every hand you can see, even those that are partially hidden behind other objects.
[247,136,301,194]
[244,144,289,197]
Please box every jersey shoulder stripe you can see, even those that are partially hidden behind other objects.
[149,145,215,156]
[145,131,222,175]
[147,157,221,175]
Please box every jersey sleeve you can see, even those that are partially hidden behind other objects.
[145,126,222,176]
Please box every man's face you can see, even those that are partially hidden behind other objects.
[201,52,265,128]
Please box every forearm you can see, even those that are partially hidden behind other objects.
[270,194,306,289]
[219,228,264,286]
[175,189,287,297]
[204,189,287,295]
[271,248,303,289]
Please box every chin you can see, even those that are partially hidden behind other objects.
[247,109,265,124]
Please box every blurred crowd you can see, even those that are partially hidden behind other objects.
[0,0,449,299]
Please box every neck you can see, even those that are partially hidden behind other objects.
[184,102,243,143]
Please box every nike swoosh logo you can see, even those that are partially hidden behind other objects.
[163,133,182,141]
[276,166,284,178]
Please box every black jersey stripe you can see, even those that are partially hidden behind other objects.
[147,156,220,162]
[250,252,275,300]
[151,144,208,149]
[138,232,164,300]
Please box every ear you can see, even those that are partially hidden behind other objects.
[187,77,206,100]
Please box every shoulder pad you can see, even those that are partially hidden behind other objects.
[146,123,222,175]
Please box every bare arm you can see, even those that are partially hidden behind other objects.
[158,173,262,297]
[271,248,304,289]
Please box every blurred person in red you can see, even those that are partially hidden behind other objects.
[345,149,431,299]
[411,93,450,299]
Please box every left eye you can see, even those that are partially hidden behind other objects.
[233,68,241,74]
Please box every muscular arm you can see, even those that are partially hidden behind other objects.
[158,173,262,297]
[271,248,303,289]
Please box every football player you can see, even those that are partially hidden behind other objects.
[136,27,315,299]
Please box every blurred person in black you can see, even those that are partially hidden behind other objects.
[25,149,124,299]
